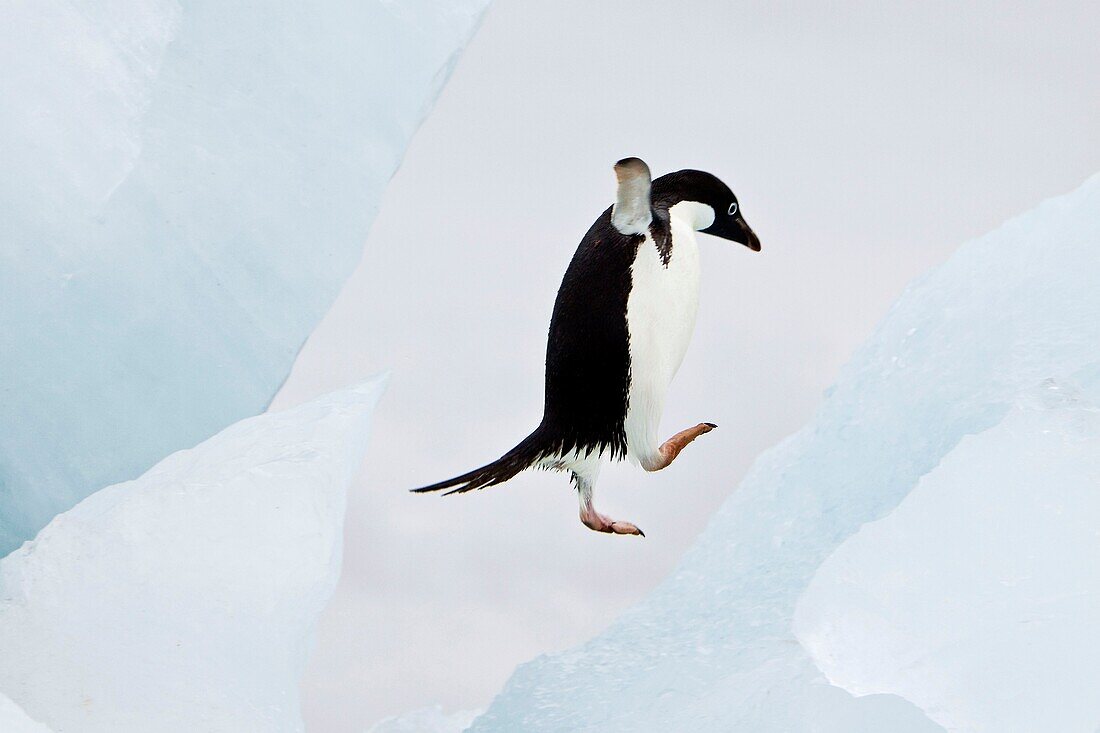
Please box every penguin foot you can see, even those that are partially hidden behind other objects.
[645,422,717,472]
[580,507,645,537]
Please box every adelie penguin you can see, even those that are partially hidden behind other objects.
[413,157,760,536]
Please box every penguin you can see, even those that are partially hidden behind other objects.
[413,157,760,536]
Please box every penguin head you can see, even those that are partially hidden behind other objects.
[654,170,761,251]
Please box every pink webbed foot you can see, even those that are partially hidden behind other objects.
[580,506,644,537]
[644,422,717,472]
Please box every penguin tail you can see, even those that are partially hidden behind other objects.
[410,428,550,495]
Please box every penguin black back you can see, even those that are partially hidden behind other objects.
[540,208,644,461]
[411,208,651,494]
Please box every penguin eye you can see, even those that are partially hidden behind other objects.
[727,202,738,216]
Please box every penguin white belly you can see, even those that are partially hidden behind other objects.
[623,216,701,465]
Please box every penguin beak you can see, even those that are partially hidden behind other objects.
[737,219,761,252]
[703,216,761,251]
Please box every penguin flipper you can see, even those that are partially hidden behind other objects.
[611,157,652,235]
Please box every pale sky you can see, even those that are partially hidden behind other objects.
[270,1,1100,729]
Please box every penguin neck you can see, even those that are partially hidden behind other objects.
[668,200,715,232]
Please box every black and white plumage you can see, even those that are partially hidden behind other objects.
[413,158,760,535]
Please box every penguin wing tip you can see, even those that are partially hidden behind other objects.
[614,157,650,177]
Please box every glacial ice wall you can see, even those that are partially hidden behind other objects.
[0,377,385,733]
[469,175,1100,732]
[0,693,50,733]
[795,384,1100,733]
[367,706,483,733]
[0,0,487,554]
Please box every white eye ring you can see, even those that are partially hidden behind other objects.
[728,202,738,216]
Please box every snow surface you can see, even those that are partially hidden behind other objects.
[0,0,487,555]
[795,381,1100,733]
[0,377,385,733]
[468,174,1100,732]
[0,693,50,733]
[367,705,482,733]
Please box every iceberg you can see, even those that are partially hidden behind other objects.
[0,377,385,733]
[0,0,487,555]
[367,706,483,733]
[468,174,1100,732]
[0,693,49,733]
[794,384,1100,733]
